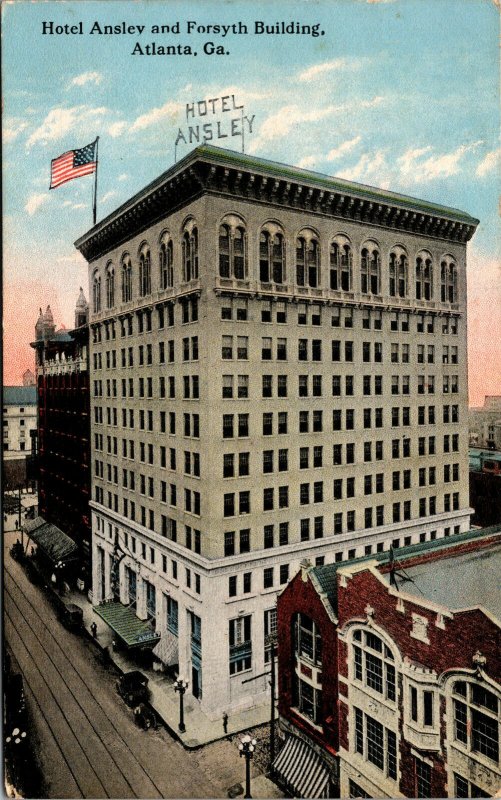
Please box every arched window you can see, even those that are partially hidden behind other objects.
[416,252,433,300]
[352,628,396,702]
[389,248,408,298]
[451,680,499,763]
[296,231,319,288]
[330,236,352,291]
[361,242,381,295]
[159,235,173,289]
[259,224,285,285]
[182,220,198,282]
[105,264,115,309]
[92,272,101,313]
[139,245,151,297]
[121,255,132,303]
[441,256,458,303]
[218,216,247,280]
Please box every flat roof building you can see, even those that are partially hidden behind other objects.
[75,144,478,718]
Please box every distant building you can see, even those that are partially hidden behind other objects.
[469,396,501,449]
[22,369,35,387]
[30,291,92,587]
[276,527,501,798]
[75,144,477,718]
[469,447,501,527]
[3,386,37,460]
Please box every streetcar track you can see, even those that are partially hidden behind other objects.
[5,608,106,799]
[13,659,84,799]
[5,562,165,798]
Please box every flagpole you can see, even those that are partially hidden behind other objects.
[93,136,99,226]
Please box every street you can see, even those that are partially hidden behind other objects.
[4,528,277,799]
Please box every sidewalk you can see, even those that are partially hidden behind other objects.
[63,585,282,797]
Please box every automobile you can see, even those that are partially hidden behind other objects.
[133,702,157,730]
[116,670,150,707]
[9,541,24,562]
[60,603,84,631]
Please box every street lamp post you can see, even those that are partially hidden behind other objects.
[174,677,188,733]
[239,733,257,799]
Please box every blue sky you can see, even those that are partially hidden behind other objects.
[3,0,500,401]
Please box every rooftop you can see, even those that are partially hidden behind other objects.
[75,145,479,262]
[3,386,37,406]
[310,525,501,618]
[390,544,501,619]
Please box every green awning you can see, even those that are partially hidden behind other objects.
[25,517,78,563]
[94,601,160,648]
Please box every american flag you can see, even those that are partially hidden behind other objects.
[50,140,97,189]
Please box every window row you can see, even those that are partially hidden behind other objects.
[218,219,459,303]
[92,222,199,312]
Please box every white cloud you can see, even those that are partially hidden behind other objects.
[296,155,319,169]
[26,106,108,148]
[118,173,129,182]
[298,58,364,82]
[25,193,50,215]
[327,136,362,161]
[101,190,118,204]
[397,141,483,183]
[336,150,391,188]
[108,120,128,138]
[130,100,183,132]
[3,118,28,144]
[62,200,87,210]
[68,71,103,88]
[476,146,501,177]
[250,104,334,153]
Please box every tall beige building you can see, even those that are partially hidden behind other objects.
[75,145,478,717]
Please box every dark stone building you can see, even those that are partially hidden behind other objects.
[30,291,92,586]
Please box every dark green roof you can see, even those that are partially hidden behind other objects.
[25,517,79,563]
[94,601,160,648]
[3,386,36,406]
[194,145,478,224]
[311,524,501,616]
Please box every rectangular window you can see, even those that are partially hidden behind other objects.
[415,759,432,798]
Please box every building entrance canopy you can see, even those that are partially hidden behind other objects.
[273,734,331,798]
[94,601,160,648]
[24,516,79,564]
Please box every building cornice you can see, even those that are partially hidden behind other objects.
[75,145,479,263]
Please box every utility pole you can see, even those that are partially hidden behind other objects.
[243,632,278,772]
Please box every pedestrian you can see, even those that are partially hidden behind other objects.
[90,621,98,639]
[223,712,228,735]
[15,520,18,531]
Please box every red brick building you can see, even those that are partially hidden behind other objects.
[276,527,501,798]
[30,293,92,587]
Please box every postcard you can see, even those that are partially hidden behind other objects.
[3,1,500,798]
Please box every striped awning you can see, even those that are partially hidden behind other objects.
[273,735,330,798]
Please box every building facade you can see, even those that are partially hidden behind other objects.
[75,144,478,717]
[3,386,37,461]
[31,294,92,587]
[276,528,501,798]
[469,396,501,449]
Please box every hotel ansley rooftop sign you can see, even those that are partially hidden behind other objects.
[175,95,255,155]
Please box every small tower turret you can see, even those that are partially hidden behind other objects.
[35,307,44,340]
[74,287,89,328]
[43,305,56,337]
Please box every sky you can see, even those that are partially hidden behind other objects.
[2,0,500,405]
